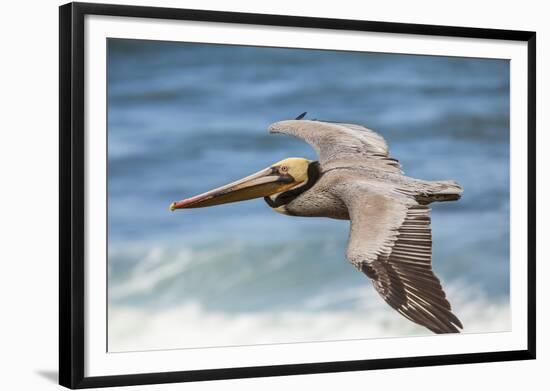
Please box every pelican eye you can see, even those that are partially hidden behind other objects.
[279,165,288,173]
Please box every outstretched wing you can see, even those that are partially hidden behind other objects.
[268,120,401,172]
[338,185,462,334]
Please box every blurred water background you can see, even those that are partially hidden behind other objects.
[107,38,510,352]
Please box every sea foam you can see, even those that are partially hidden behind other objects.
[108,283,509,352]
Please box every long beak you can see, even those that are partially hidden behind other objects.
[170,166,295,211]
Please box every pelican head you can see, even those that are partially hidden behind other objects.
[170,157,319,211]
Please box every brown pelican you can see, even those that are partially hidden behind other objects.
[170,114,464,334]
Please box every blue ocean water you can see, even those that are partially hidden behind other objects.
[107,39,510,351]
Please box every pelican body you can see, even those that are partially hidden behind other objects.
[171,115,464,334]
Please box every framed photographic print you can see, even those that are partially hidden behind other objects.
[59,2,536,389]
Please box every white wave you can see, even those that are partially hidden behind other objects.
[108,283,510,352]
[109,247,194,299]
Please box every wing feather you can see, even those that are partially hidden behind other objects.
[268,119,401,172]
[339,187,462,334]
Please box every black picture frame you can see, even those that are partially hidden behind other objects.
[59,2,536,389]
